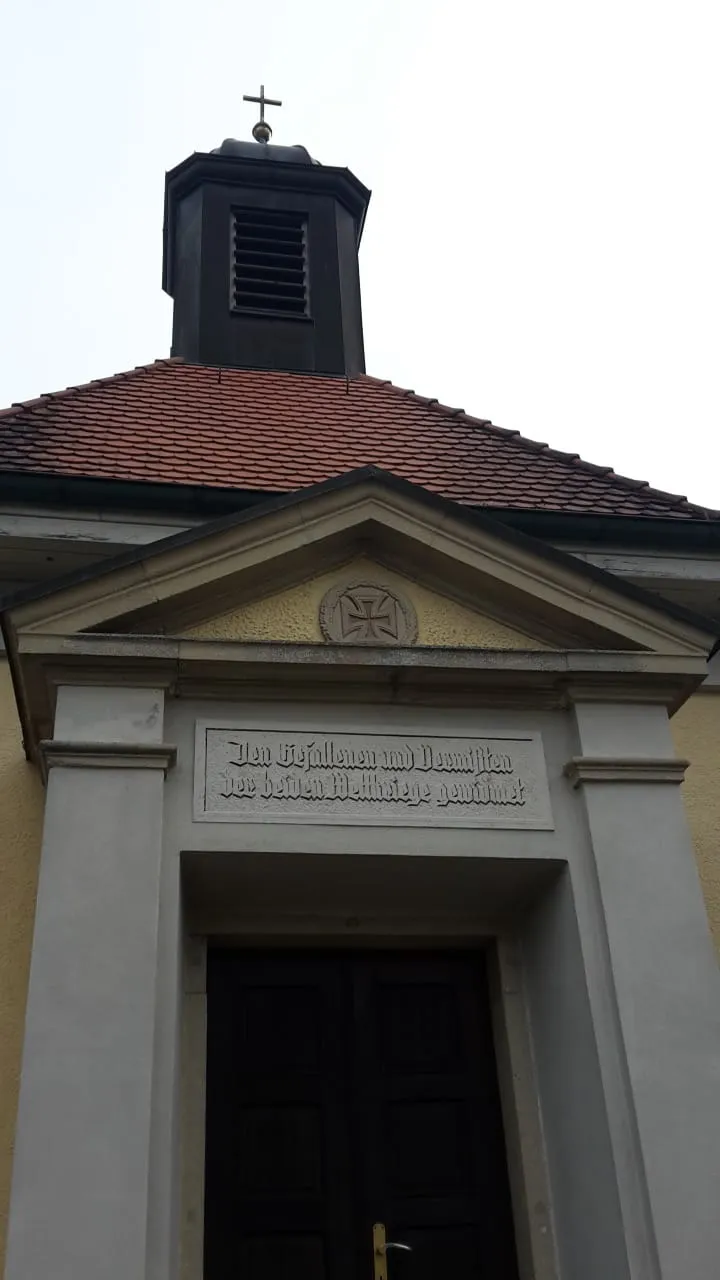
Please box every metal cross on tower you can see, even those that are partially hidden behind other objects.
[243,84,282,144]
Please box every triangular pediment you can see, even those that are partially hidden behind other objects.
[3,469,715,659]
[178,556,551,650]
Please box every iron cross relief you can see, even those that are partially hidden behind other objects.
[339,586,401,643]
[243,85,282,142]
[319,581,418,646]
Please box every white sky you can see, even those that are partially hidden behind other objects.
[1,0,719,507]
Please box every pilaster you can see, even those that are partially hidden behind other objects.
[4,685,175,1280]
[569,699,720,1280]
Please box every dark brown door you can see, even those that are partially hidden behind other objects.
[205,950,519,1280]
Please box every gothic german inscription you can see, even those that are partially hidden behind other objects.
[194,724,553,828]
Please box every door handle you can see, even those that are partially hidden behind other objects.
[373,1223,412,1280]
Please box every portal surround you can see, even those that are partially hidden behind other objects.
[4,666,720,1280]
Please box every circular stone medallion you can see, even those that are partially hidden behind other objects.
[319,581,418,646]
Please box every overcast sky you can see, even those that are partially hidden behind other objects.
[1,1,718,506]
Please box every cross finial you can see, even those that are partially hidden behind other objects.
[242,84,282,144]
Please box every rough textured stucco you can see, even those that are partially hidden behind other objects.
[0,662,43,1274]
[672,694,720,953]
[181,558,549,648]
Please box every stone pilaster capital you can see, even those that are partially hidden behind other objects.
[563,756,689,788]
[40,739,177,777]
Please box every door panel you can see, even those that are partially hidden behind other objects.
[205,950,519,1280]
[352,955,518,1280]
[205,953,356,1280]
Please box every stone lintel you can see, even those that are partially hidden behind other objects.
[564,756,689,787]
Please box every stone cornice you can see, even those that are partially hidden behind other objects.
[564,756,689,787]
[17,632,709,677]
[40,740,177,777]
[12,637,707,764]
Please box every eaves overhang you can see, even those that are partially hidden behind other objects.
[4,471,720,554]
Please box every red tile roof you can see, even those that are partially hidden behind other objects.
[0,359,714,519]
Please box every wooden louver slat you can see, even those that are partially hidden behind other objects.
[231,209,308,316]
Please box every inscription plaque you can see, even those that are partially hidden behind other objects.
[194,723,553,829]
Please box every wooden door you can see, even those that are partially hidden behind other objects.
[205,950,519,1280]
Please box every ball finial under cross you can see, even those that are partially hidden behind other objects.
[243,84,282,144]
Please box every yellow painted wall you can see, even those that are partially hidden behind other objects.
[181,557,549,649]
[0,662,43,1275]
[672,694,720,953]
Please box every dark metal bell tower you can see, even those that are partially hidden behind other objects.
[162,90,371,376]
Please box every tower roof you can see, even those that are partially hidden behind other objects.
[211,138,317,164]
[0,359,714,520]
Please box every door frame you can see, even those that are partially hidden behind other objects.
[180,928,558,1280]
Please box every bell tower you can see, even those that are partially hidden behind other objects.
[162,89,371,376]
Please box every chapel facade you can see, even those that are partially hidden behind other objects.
[0,118,719,1280]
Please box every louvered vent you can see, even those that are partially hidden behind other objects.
[231,208,309,316]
